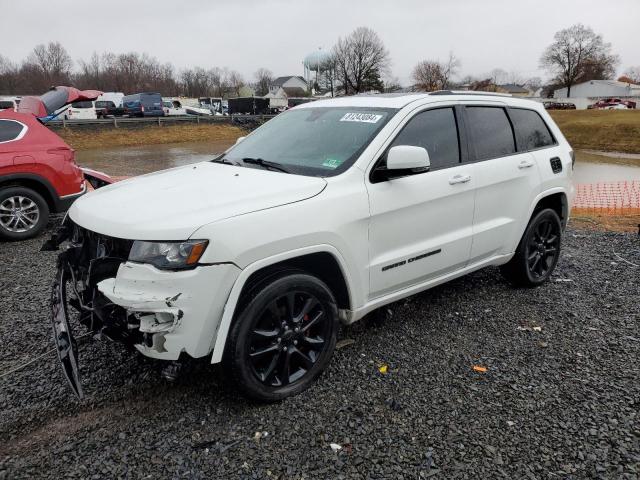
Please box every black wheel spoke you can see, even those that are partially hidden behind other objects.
[291,346,314,370]
[286,292,296,321]
[302,335,324,347]
[301,311,323,333]
[530,254,541,272]
[250,344,279,358]
[252,328,279,340]
[246,288,331,389]
[280,349,292,385]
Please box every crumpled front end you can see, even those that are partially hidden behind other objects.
[46,219,239,398]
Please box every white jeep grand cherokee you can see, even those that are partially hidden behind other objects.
[48,92,575,401]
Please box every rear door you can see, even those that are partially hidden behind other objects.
[366,105,476,299]
[463,104,541,262]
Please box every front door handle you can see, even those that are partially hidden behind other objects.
[449,174,471,185]
[518,160,535,169]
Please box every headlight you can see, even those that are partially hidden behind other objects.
[129,240,209,270]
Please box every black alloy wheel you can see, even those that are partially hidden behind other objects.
[225,272,338,402]
[525,215,561,279]
[500,208,562,287]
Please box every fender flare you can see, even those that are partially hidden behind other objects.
[0,172,59,205]
[519,187,570,239]
[210,244,356,364]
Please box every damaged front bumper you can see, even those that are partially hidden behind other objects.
[45,220,239,398]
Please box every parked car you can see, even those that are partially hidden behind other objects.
[588,98,636,110]
[61,100,99,120]
[162,99,187,116]
[47,92,574,401]
[122,92,164,117]
[0,96,20,111]
[543,101,576,110]
[95,100,126,118]
[0,86,112,240]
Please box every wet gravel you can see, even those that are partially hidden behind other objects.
[0,223,638,479]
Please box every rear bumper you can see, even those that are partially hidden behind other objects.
[53,184,86,213]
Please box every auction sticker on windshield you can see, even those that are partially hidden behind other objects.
[322,158,344,169]
[340,112,383,123]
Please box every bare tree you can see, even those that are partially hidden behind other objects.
[253,68,273,96]
[332,27,390,95]
[228,70,245,97]
[540,24,619,97]
[621,66,640,84]
[412,61,444,91]
[24,42,73,91]
[0,54,20,94]
[412,53,459,91]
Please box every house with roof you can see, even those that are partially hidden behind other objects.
[269,76,309,97]
[497,84,532,97]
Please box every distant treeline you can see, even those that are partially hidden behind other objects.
[0,42,247,97]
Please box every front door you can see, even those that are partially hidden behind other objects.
[366,106,475,299]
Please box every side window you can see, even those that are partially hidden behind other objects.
[389,107,460,170]
[465,106,516,160]
[0,120,25,143]
[509,108,555,151]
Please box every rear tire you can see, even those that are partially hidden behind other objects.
[500,208,562,287]
[0,186,49,241]
[224,272,338,402]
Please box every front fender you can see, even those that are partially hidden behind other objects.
[209,244,355,364]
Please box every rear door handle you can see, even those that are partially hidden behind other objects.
[449,174,471,185]
[518,160,535,169]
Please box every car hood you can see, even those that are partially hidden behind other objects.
[17,86,102,118]
[69,162,327,240]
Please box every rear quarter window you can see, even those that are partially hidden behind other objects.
[509,108,555,151]
[465,106,516,160]
[0,119,26,143]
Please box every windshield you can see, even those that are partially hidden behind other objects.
[223,107,396,176]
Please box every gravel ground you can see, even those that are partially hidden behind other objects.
[0,223,638,479]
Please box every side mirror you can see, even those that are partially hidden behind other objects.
[386,145,430,170]
[235,136,246,145]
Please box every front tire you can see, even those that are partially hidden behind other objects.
[225,272,338,402]
[0,187,49,241]
[500,208,562,287]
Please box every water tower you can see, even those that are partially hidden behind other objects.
[303,48,332,87]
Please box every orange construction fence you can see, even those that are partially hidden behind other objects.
[573,181,640,215]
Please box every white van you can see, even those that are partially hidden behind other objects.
[0,96,20,111]
[57,100,98,120]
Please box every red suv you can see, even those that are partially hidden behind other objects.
[0,86,110,240]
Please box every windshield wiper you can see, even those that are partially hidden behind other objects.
[211,155,240,166]
[242,157,290,174]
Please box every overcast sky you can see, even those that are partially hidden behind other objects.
[1,0,638,85]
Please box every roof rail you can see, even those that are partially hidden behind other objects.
[429,90,513,98]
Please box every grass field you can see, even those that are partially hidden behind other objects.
[57,123,245,151]
[549,109,640,153]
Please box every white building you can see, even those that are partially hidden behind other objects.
[269,76,309,97]
[554,80,640,100]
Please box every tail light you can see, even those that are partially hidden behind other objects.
[569,150,575,170]
[141,105,145,113]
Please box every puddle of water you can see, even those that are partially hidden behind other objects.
[573,150,640,183]
[76,141,233,177]
[77,142,640,183]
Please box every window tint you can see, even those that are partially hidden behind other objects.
[0,120,25,143]
[71,101,93,109]
[390,107,460,169]
[0,101,14,110]
[509,108,555,151]
[466,107,515,160]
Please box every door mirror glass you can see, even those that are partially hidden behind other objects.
[386,145,430,170]
[235,136,246,145]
